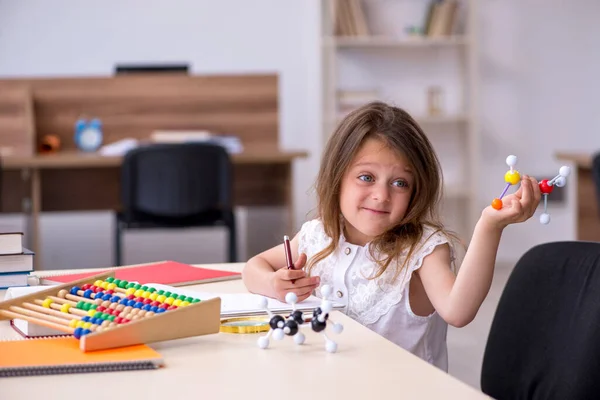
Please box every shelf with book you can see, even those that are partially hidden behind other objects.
[320,0,480,241]
[326,35,470,48]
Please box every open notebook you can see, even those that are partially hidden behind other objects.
[0,337,164,377]
[146,283,346,318]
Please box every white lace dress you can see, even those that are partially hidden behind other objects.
[298,219,452,371]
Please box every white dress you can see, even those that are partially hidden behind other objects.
[298,219,452,371]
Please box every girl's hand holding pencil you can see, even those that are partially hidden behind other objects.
[269,253,320,303]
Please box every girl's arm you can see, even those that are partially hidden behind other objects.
[416,176,541,327]
[242,233,320,302]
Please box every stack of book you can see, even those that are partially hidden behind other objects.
[330,0,370,37]
[0,230,34,289]
[424,0,459,37]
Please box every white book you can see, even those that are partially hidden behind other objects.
[0,272,29,290]
[0,231,23,256]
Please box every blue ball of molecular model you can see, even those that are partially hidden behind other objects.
[257,284,343,353]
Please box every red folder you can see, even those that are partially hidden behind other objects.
[37,261,240,287]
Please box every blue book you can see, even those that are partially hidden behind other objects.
[0,271,30,290]
[0,248,34,274]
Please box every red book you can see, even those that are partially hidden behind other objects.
[34,261,241,287]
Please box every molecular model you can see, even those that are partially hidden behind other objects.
[257,285,344,353]
[491,155,571,224]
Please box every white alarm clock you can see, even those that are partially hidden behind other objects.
[74,118,103,152]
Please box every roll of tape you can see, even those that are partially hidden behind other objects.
[220,316,271,334]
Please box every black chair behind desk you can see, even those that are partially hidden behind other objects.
[481,241,600,400]
[114,143,237,266]
[0,154,2,211]
[592,152,600,218]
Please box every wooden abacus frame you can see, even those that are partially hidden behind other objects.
[0,271,222,352]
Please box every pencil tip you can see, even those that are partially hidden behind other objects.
[283,235,290,241]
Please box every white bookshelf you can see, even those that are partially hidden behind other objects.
[320,0,480,241]
[327,35,470,48]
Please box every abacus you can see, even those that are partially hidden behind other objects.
[0,271,221,352]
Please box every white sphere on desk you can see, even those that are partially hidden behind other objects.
[559,166,571,177]
[273,328,285,341]
[332,323,344,334]
[257,336,270,349]
[320,284,333,298]
[325,340,338,353]
[554,176,567,187]
[285,292,298,305]
[506,155,518,167]
[294,332,306,345]
[540,213,551,225]
[258,297,268,309]
[321,300,333,314]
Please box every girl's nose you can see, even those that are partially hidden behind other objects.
[371,184,390,202]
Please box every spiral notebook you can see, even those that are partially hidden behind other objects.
[0,337,164,377]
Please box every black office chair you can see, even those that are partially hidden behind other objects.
[114,143,237,266]
[0,153,3,211]
[481,241,600,400]
[592,151,600,217]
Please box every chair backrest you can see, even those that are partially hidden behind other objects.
[120,143,232,219]
[481,241,600,400]
[0,153,2,212]
[592,151,600,217]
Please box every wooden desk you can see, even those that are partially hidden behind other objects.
[0,263,489,399]
[555,152,600,242]
[1,148,308,269]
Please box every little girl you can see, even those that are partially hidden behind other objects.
[242,101,541,371]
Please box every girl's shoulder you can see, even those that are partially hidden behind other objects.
[409,224,454,271]
[418,224,451,248]
[298,219,331,257]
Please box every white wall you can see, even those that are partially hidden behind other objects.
[0,0,322,269]
[1,0,598,267]
[479,1,600,262]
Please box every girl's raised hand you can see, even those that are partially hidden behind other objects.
[482,175,542,230]
[268,253,320,303]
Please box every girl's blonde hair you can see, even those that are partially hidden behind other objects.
[307,101,459,281]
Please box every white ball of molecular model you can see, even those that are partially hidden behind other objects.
[256,284,343,353]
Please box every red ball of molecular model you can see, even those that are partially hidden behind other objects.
[491,155,571,224]
[257,284,344,353]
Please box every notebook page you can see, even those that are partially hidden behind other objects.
[146,283,345,317]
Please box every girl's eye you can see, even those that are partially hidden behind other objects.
[358,175,373,182]
[393,180,409,188]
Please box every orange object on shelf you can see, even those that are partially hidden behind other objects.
[39,134,61,153]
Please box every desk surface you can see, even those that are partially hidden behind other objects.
[0,263,488,399]
[3,148,308,170]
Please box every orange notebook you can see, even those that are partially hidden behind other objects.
[0,337,164,377]
[32,260,241,286]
